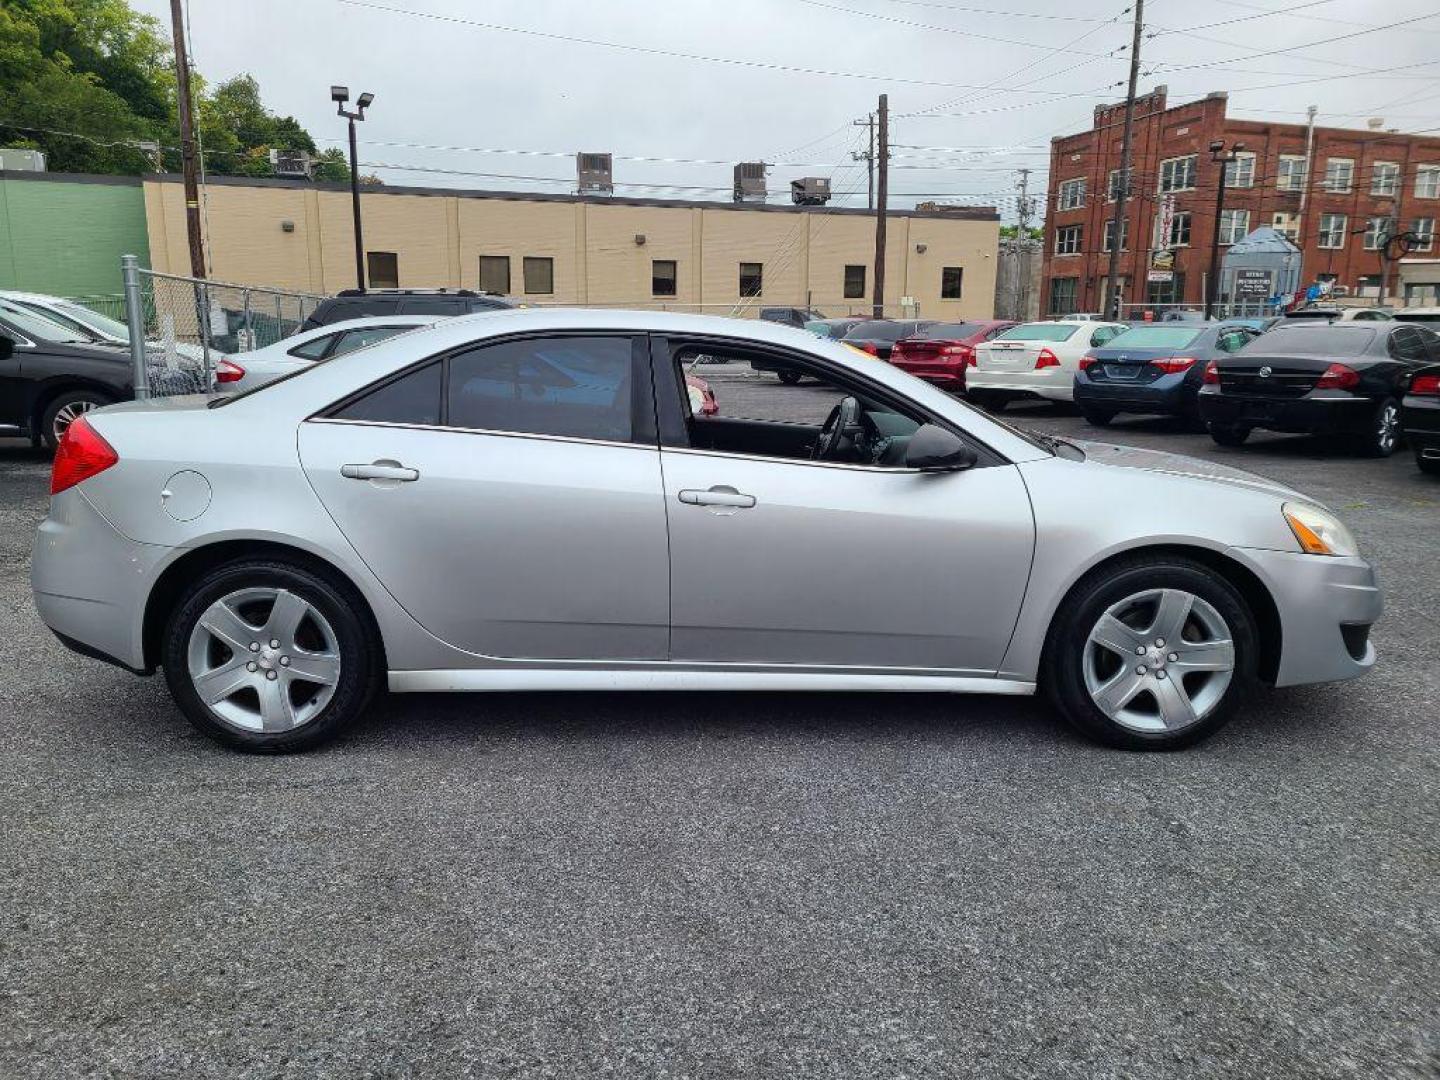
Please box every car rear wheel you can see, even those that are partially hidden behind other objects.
[969,390,1008,412]
[1081,407,1116,426]
[1043,556,1257,751]
[777,371,803,386]
[1208,423,1251,447]
[162,559,381,753]
[40,390,110,450]
[1356,397,1400,458]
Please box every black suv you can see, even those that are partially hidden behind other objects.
[301,289,514,330]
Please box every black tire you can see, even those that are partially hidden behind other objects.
[1208,423,1251,447]
[1417,448,1440,476]
[970,390,1009,413]
[777,370,803,386]
[1042,555,1258,751]
[1355,396,1401,458]
[39,389,112,451]
[161,559,382,753]
[1081,407,1116,426]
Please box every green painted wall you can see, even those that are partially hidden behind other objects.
[0,173,149,297]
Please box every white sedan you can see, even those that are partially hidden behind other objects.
[968,319,1126,408]
[215,316,438,391]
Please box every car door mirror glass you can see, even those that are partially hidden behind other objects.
[904,424,977,471]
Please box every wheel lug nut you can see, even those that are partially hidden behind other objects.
[1168,653,1179,662]
[266,670,278,681]
[269,639,280,649]
[1155,638,1165,647]
[246,661,257,672]
[1135,665,1147,675]
[279,656,291,667]
[1135,645,1145,655]
[249,642,260,652]
[1156,670,1168,680]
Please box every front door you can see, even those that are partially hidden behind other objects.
[299,333,670,661]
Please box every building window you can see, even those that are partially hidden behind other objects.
[1048,277,1078,316]
[1362,217,1388,251]
[1323,158,1354,194]
[1272,211,1300,241]
[1161,212,1192,249]
[1057,177,1086,211]
[1055,225,1082,255]
[1106,167,1132,202]
[1414,218,1436,253]
[1102,218,1129,252]
[1416,165,1440,199]
[651,259,678,297]
[1277,155,1307,193]
[1146,272,1185,307]
[1158,155,1197,193]
[1371,161,1400,197]
[479,255,510,294]
[941,266,963,299]
[1224,152,1256,189]
[1318,213,1348,249]
[366,251,398,289]
[843,264,866,298]
[1219,209,1249,246]
[523,256,554,294]
[739,261,763,298]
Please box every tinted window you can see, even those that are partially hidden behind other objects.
[447,336,633,442]
[331,326,410,357]
[0,300,93,343]
[1104,326,1203,348]
[920,322,981,339]
[399,298,466,316]
[845,321,909,342]
[288,333,336,360]
[998,323,1080,342]
[1390,326,1429,362]
[334,362,442,425]
[1259,326,1378,355]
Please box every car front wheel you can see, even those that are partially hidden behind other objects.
[1043,556,1257,750]
[162,559,381,753]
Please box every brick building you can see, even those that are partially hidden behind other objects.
[1040,87,1440,315]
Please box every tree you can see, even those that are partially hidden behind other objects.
[1000,225,1044,241]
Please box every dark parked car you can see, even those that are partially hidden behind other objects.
[758,306,826,329]
[840,319,938,360]
[300,288,514,330]
[1075,322,1262,426]
[1401,363,1440,475]
[887,320,1015,391]
[1198,322,1440,456]
[803,317,866,341]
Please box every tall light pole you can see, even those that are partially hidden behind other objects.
[1207,139,1246,319]
[1102,0,1144,320]
[332,86,374,290]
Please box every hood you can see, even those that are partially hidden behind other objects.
[1074,439,1315,503]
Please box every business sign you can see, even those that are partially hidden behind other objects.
[1233,269,1272,299]
[1147,269,1174,283]
[1155,194,1177,250]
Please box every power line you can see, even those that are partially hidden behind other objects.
[1147,9,1440,74]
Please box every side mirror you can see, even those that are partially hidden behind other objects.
[905,423,978,471]
[0,334,12,362]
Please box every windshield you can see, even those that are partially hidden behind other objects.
[52,301,132,340]
[997,323,1079,343]
[0,300,95,344]
[1105,326,1204,349]
[1258,326,1378,354]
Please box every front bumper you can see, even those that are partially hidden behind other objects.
[1199,391,1374,435]
[31,489,169,673]
[967,367,1073,402]
[1234,547,1382,687]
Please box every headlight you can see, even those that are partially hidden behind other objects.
[1283,502,1359,557]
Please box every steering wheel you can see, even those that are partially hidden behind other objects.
[813,395,865,461]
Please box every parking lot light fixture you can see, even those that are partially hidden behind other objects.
[334,86,375,290]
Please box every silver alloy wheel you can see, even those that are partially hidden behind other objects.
[186,587,342,733]
[1082,588,1235,733]
[51,398,96,442]
[1376,401,1399,454]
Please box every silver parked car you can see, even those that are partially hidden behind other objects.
[32,309,1381,753]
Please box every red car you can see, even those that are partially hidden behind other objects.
[888,320,1017,392]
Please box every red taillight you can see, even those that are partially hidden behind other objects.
[1410,373,1440,396]
[939,343,974,363]
[1150,356,1198,374]
[701,388,718,415]
[862,342,879,356]
[1202,360,1221,385]
[1315,362,1360,390]
[50,415,118,495]
[1035,348,1060,369]
[215,357,246,384]
[1078,354,1097,371]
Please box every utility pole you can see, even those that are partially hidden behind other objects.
[168,0,205,279]
[852,113,876,210]
[872,94,889,318]
[1015,168,1033,320]
[1296,104,1318,287]
[1102,0,1144,321]
[1206,140,1244,319]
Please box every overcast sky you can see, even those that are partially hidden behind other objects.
[133,0,1440,220]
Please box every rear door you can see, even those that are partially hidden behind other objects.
[298,332,671,661]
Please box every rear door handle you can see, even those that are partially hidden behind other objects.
[678,486,756,508]
[341,461,419,482]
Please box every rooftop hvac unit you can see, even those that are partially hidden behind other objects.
[577,152,613,195]
[790,177,832,206]
[268,149,313,178]
[0,147,46,172]
[734,162,767,203]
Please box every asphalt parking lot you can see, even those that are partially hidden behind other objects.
[2,375,1437,1079]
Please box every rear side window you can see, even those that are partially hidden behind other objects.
[447,336,633,442]
[288,333,337,360]
[333,362,442,426]
[331,326,410,357]
[996,323,1079,342]
[1390,326,1429,362]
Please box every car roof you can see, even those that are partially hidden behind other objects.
[296,314,439,336]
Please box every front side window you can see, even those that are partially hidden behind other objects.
[1047,278,1078,316]
[653,259,678,297]
[1416,165,1440,199]
[1318,213,1348,249]
[941,266,963,299]
[1057,177,1086,211]
[1324,158,1354,194]
[448,336,633,442]
[739,262,763,298]
[479,255,511,294]
[1371,161,1400,196]
[1413,218,1436,253]
[333,361,442,426]
[1219,209,1249,246]
[523,256,555,295]
[1363,216,1388,251]
[1159,155,1197,193]
[1055,226,1082,255]
[366,251,399,289]
[1224,152,1255,189]
[1277,155,1306,192]
[843,264,866,299]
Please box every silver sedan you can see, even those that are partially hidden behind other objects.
[31,309,1382,753]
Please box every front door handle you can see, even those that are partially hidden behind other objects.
[678,486,756,509]
[341,461,419,482]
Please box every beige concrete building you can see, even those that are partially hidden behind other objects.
[142,175,1001,319]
